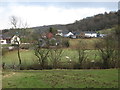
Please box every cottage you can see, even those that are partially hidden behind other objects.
[46,32,53,39]
[84,32,97,37]
[56,30,63,36]
[1,34,21,45]
[64,32,74,37]
[71,32,80,38]
[71,35,77,39]
[41,33,47,38]
[99,34,106,37]
[0,35,10,44]
[0,39,7,44]
[56,32,63,36]
[11,35,21,45]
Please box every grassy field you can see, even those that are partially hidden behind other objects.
[2,38,101,66]
[69,38,99,49]
[2,69,118,88]
[97,27,116,34]
[2,49,101,67]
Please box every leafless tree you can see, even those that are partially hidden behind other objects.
[34,43,50,69]
[10,16,28,69]
[10,16,22,69]
[95,35,116,69]
[21,21,29,38]
[76,40,87,69]
[10,16,18,29]
[49,48,63,69]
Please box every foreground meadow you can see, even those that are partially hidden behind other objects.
[2,69,118,88]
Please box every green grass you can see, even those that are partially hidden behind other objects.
[97,26,117,34]
[2,49,101,66]
[2,50,38,66]
[2,37,102,66]
[2,69,118,88]
[69,38,99,49]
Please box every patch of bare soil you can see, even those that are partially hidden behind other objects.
[3,72,16,78]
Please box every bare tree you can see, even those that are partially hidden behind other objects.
[76,40,87,69]
[10,16,18,29]
[95,35,116,69]
[10,16,28,69]
[49,48,63,69]
[21,21,29,39]
[10,16,22,69]
[10,16,28,29]
[34,42,50,69]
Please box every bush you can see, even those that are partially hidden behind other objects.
[20,63,53,70]
[62,38,70,47]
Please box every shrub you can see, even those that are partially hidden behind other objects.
[62,38,70,47]
[49,48,63,69]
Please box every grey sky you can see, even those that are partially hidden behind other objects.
[0,1,118,29]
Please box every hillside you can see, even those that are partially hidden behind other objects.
[32,10,119,32]
[2,10,119,36]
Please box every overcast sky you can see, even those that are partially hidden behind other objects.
[0,0,119,29]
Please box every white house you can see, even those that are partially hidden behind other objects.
[56,32,63,36]
[56,30,63,36]
[99,34,106,37]
[11,35,21,45]
[0,35,7,44]
[64,32,74,37]
[0,39,7,44]
[85,32,97,37]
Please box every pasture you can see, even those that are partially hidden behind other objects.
[2,38,119,88]
[2,69,118,88]
[69,38,99,49]
[2,49,101,69]
[2,38,102,66]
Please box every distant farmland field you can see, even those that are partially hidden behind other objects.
[69,38,101,49]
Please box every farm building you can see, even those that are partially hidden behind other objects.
[84,32,97,37]
[0,39,7,44]
[11,35,21,45]
[99,34,107,37]
[64,32,74,37]
[0,35,21,45]
[46,32,53,39]
[56,30,63,36]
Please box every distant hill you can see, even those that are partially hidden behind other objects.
[32,10,119,32]
[2,10,119,36]
[32,24,68,33]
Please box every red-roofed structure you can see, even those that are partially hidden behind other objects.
[46,32,53,39]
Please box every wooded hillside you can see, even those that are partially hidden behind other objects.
[33,10,119,32]
[2,10,119,35]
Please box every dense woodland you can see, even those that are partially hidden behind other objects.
[67,11,118,31]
